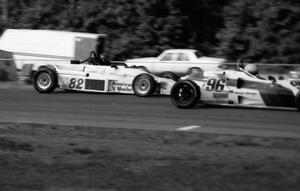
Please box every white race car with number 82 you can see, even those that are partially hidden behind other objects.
[32,51,175,96]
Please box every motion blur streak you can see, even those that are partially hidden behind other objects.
[0,86,299,138]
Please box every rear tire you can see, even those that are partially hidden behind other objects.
[170,80,200,108]
[160,72,178,81]
[33,68,58,93]
[132,73,156,97]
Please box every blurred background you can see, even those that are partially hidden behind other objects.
[0,0,299,63]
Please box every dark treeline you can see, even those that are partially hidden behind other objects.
[0,0,299,63]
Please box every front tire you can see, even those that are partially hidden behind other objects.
[33,68,58,93]
[170,80,200,108]
[132,73,156,97]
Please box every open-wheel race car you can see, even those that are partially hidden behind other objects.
[32,51,175,96]
[170,67,300,111]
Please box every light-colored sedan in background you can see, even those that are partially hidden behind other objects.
[126,49,226,80]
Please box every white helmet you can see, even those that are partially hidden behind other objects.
[245,64,258,75]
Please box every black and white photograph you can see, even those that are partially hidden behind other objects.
[0,0,300,190]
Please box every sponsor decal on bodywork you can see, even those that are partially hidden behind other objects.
[85,79,105,91]
[234,91,257,96]
[213,92,229,99]
[108,80,132,92]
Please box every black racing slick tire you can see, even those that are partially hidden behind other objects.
[33,68,58,93]
[160,72,178,81]
[170,80,200,109]
[132,73,156,97]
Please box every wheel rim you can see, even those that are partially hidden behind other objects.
[135,77,151,95]
[36,72,52,90]
[173,84,195,104]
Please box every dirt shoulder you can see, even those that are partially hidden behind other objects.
[0,123,299,191]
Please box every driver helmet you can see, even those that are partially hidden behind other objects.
[245,64,259,75]
[100,54,110,63]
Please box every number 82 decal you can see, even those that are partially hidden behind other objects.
[69,78,84,89]
[205,78,226,91]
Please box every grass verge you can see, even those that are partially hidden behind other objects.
[0,123,299,191]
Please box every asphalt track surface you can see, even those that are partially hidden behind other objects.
[0,85,300,138]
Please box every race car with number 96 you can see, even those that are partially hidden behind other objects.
[170,67,300,111]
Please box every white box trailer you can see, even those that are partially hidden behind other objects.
[0,29,106,71]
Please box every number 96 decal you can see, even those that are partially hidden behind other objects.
[69,78,84,89]
[205,78,226,91]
